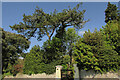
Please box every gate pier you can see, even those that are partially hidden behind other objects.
[56,65,63,80]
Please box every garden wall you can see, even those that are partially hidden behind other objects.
[4,73,56,78]
[80,70,119,79]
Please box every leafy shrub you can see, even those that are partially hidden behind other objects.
[23,45,63,74]
[73,29,120,73]
[23,45,71,74]
[12,64,23,76]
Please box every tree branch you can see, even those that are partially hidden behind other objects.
[50,26,56,39]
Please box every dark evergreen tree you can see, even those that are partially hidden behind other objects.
[102,20,120,55]
[73,29,120,73]
[105,2,119,23]
[10,3,88,41]
[1,27,30,74]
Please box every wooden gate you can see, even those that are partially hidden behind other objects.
[61,69,74,80]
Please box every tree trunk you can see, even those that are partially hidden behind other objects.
[69,49,72,68]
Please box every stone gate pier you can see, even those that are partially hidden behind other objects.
[56,65,63,80]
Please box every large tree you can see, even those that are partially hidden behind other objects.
[105,2,119,23]
[24,45,70,74]
[102,20,120,55]
[73,29,120,73]
[24,45,45,74]
[10,3,88,41]
[65,28,80,67]
[1,28,30,74]
[42,28,79,67]
[105,2,120,55]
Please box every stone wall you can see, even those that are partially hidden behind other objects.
[4,68,120,79]
[80,70,119,79]
[5,73,56,78]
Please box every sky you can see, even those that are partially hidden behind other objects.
[2,2,119,53]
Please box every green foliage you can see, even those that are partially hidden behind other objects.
[102,20,120,71]
[61,55,70,71]
[42,37,66,63]
[42,28,79,70]
[12,59,24,75]
[9,3,89,75]
[73,38,99,71]
[65,28,80,66]
[24,45,69,74]
[1,27,30,74]
[23,45,45,74]
[2,59,24,77]
[2,63,14,76]
[65,28,80,49]
[4,2,120,76]
[3,71,12,76]
[43,60,61,74]
[102,20,120,55]
[105,2,119,23]
[73,3,120,73]
[62,55,70,64]
[82,29,103,47]
[10,3,88,41]
[73,28,120,73]
[21,53,28,58]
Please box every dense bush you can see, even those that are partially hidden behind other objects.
[2,59,24,77]
[23,45,70,74]
[23,45,44,74]
[1,28,30,75]
[73,27,120,73]
[12,64,23,76]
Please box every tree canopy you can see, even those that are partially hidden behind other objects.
[105,2,119,23]
[65,28,80,66]
[24,45,70,74]
[1,27,30,74]
[73,2,120,74]
[73,28,120,73]
[12,3,88,75]
[102,20,120,55]
[23,45,45,74]
[10,3,88,41]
